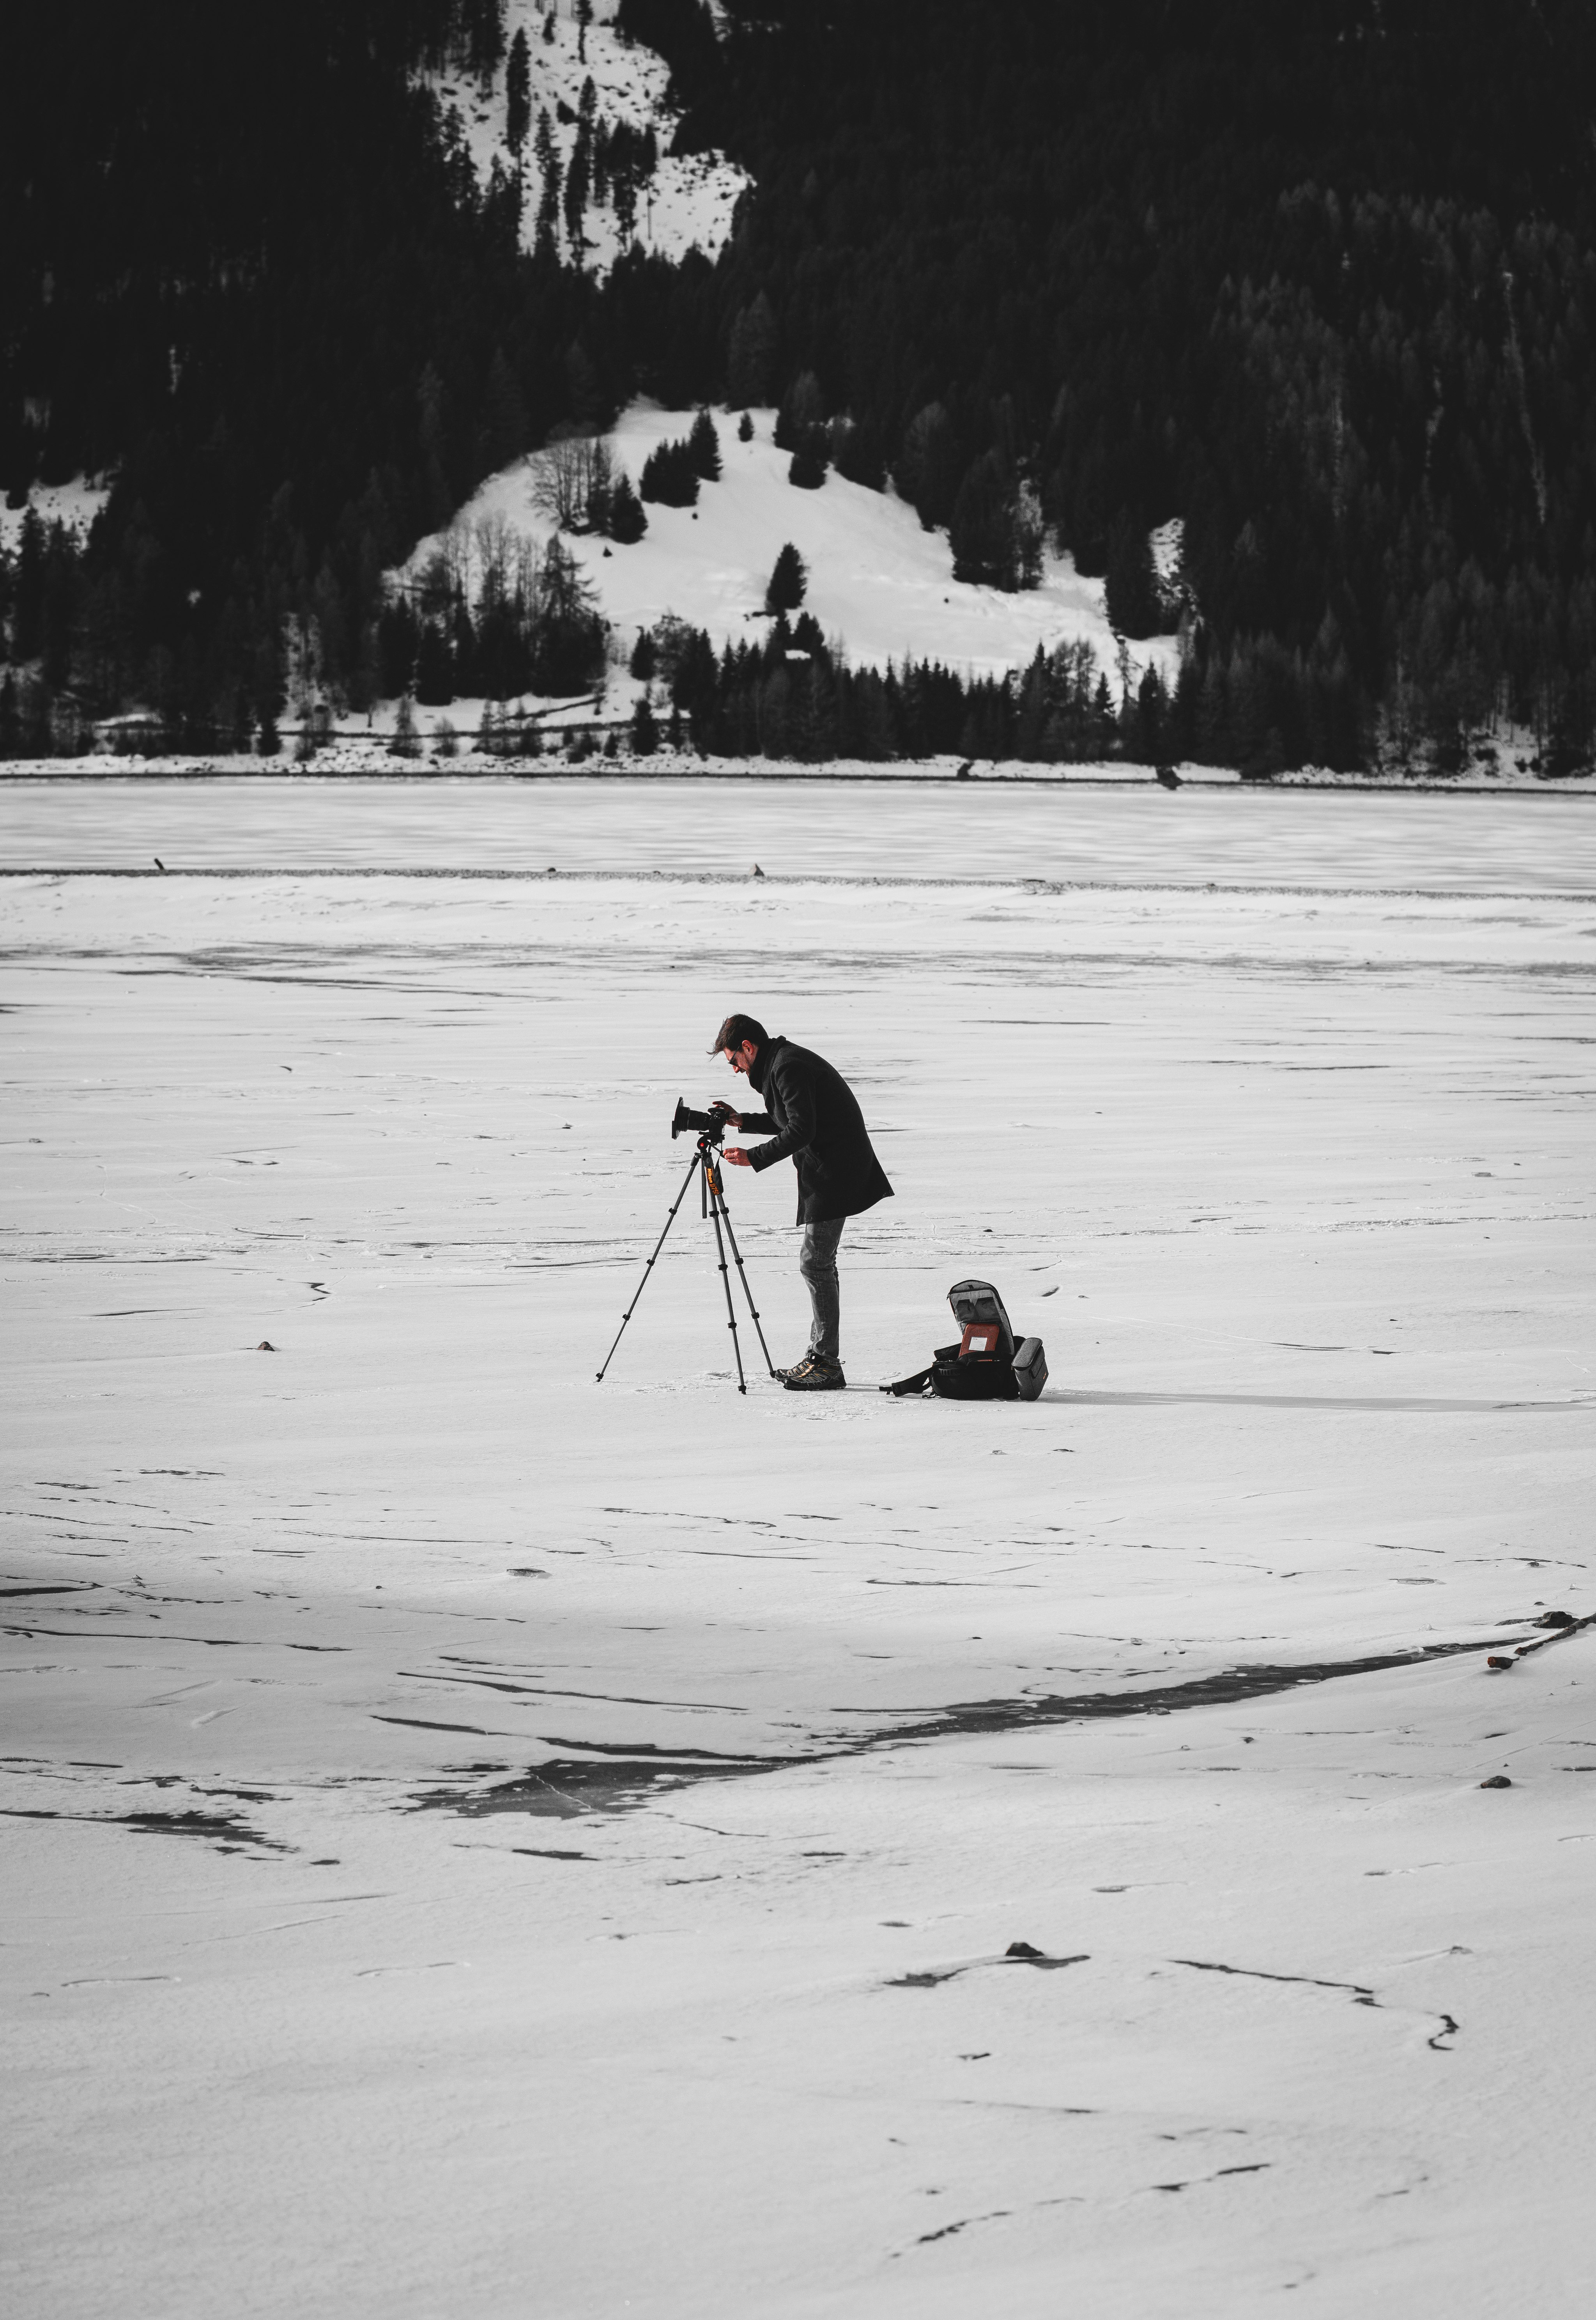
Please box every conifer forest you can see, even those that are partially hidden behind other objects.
[4,0,1596,770]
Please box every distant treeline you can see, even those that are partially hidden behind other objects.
[621,615,1362,772]
[4,2,1596,770]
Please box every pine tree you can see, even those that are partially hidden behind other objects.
[950,451,1020,589]
[737,411,754,443]
[1016,645,1049,760]
[671,627,719,733]
[467,0,507,81]
[688,407,722,481]
[774,372,824,453]
[727,296,777,408]
[534,110,562,248]
[564,120,591,246]
[788,439,826,490]
[533,539,606,693]
[894,404,959,531]
[13,510,46,662]
[506,29,531,156]
[631,692,659,754]
[1104,515,1161,639]
[0,673,22,760]
[389,695,419,759]
[415,623,455,705]
[582,437,616,533]
[577,0,593,64]
[639,436,699,507]
[766,542,807,612]
[832,416,886,492]
[608,473,648,542]
[483,349,527,470]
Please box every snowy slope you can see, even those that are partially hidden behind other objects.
[432,0,748,272]
[0,474,108,553]
[402,401,1177,685]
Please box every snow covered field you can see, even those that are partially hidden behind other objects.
[5,785,1594,2316]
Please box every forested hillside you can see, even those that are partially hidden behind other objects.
[689,0,1596,773]
[4,0,1595,769]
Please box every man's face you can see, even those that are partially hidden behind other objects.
[723,1040,757,1077]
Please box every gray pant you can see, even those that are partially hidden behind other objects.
[799,1217,846,1359]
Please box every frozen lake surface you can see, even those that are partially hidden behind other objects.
[4,770,1596,888]
[4,784,1594,2316]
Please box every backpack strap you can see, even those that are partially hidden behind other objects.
[881,1365,934,1397]
[881,1343,965,1397]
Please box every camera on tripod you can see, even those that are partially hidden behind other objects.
[598,1097,774,1393]
[672,1098,729,1143]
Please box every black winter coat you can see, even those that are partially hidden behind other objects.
[740,1036,894,1226]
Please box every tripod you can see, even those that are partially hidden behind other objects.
[597,1132,776,1393]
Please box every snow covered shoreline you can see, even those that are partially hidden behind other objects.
[9,756,1596,792]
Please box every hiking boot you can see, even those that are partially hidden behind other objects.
[782,1352,846,1391]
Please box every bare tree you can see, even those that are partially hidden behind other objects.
[414,542,461,621]
[514,530,541,608]
[473,514,517,611]
[528,430,615,532]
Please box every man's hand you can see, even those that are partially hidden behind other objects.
[709,1100,742,1128]
[721,1144,753,1167]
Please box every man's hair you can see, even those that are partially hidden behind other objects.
[710,1013,768,1054]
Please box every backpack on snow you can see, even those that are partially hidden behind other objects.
[882,1278,1048,1402]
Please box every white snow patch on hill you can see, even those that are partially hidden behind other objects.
[432,0,748,273]
[401,402,1176,685]
[0,474,109,553]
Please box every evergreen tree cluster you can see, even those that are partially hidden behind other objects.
[531,77,659,260]
[692,0,1596,768]
[613,611,1359,775]
[381,533,609,711]
[0,1,663,752]
[768,374,888,495]
[5,2,1596,769]
[423,0,510,81]
[639,409,722,505]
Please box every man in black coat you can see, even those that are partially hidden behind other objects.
[710,1011,892,1391]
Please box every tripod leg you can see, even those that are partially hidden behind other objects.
[596,1149,701,1383]
[704,1162,747,1394]
[712,1182,777,1378]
